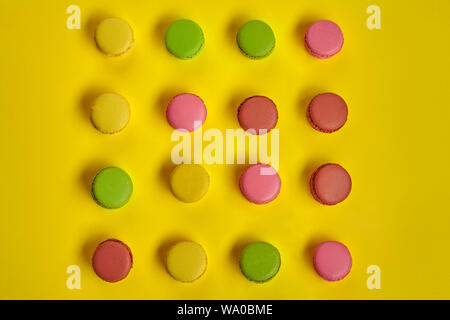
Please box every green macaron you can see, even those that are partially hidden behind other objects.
[165,19,204,59]
[236,20,275,59]
[91,167,133,209]
[239,241,281,282]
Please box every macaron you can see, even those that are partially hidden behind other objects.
[165,19,204,59]
[166,241,207,282]
[309,163,351,205]
[92,239,133,282]
[95,18,134,57]
[307,93,348,133]
[91,93,130,134]
[313,241,352,281]
[170,164,209,203]
[239,164,281,204]
[238,96,278,135]
[166,93,207,132]
[304,20,343,59]
[92,167,133,209]
[237,20,275,59]
[239,242,281,282]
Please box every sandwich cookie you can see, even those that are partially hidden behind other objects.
[166,93,207,132]
[314,241,352,281]
[165,19,204,59]
[170,164,210,203]
[309,163,351,205]
[239,164,281,204]
[92,167,133,209]
[92,239,133,282]
[91,93,130,134]
[166,241,207,282]
[307,93,348,133]
[238,96,278,135]
[305,20,343,59]
[240,241,281,282]
[95,18,134,57]
[237,20,275,59]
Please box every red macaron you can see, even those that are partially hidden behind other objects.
[238,96,278,135]
[310,163,352,205]
[92,239,133,282]
[307,93,348,133]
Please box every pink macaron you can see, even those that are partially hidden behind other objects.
[239,163,281,204]
[305,20,344,59]
[166,93,207,132]
[313,241,352,281]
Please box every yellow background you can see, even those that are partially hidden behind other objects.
[1,0,449,299]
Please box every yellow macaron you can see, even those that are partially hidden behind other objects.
[91,93,130,134]
[95,18,134,57]
[170,164,210,203]
[166,241,207,282]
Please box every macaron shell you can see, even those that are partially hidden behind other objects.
[237,20,275,59]
[305,20,343,59]
[92,167,133,209]
[170,164,210,203]
[165,19,204,59]
[314,241,352,281]
[95,18,134,57]
[91,93,130,134]
[166,241,207,282]
[92,239,133,282]
[238,96,278,134]
[307,93,348,133]
[239,242,281,282]
[310,164,351,205]
[239,164,281,204]
[166,93,207,132]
